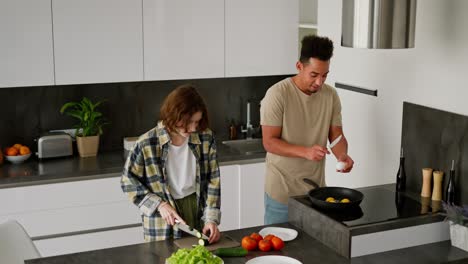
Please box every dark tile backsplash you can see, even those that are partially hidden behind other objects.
[402,102,468,205]
[0,75,288,152]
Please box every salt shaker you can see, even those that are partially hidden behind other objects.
[421,168,433,198]
[431,170,444,201]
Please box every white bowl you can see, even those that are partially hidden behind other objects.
[5,153,31,164]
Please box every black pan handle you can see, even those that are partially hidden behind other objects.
[302,178,319,189]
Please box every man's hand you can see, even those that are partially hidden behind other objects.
[158,202,185,226]
[203,222,221,244]
[337,153,354,172]
[304,145,330,161]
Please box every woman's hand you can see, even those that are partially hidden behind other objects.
[203,222,221,244]
[158,202,185,226]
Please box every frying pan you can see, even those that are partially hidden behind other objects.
[303,178,364,210]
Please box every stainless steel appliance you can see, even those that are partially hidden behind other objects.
[36,132,73,159]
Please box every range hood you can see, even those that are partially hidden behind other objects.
[341,0,417,49]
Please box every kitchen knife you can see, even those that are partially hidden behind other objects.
[329,135,343,149]
[175,220,209,240]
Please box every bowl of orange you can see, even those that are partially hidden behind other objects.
[4,144,31,164]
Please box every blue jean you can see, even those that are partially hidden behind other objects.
[264,193,289,225]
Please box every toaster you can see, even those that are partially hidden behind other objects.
[36,132,73,159]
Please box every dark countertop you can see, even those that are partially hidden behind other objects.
[0,143,265,189]
[26,223,468,264]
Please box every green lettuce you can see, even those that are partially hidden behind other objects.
[167,245,223,264]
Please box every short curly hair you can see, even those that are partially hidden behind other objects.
[160,84,209,133]
[299,35,334,63]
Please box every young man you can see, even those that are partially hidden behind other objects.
[261,35,354,224]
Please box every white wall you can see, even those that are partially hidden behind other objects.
[319,0,468,188]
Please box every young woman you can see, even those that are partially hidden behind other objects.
[121,84,221,243]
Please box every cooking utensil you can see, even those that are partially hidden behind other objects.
[303,178,363,210]
[175,220,209,240]
[329,135,343,149]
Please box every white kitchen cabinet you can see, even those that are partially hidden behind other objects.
[298,0,318,51]
[143,0,224,81]
[219,165,240,231]
[52,0,143,85]
[0,0,54,88]
[239,162,266,228]
[219,162,265,230]
[0,176,142,257]
[225,0,299,77]
[34,226,144,257]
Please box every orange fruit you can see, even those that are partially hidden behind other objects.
[258,239,272,252]
[19,146,30,155]
[271,236,285,251]
[12,144,23,150]
[6,147,19,156]
[241,236,257,251]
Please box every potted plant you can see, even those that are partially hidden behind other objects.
[60,97,109,157]
[442,202,468,252]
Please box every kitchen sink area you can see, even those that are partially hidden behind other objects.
[221,138,265,155]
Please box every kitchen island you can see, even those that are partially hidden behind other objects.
[26,223,468,264]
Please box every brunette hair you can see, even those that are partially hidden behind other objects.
[299,35,334,63]
[160,84,209,133]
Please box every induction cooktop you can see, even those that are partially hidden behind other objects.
[298,187,432,227]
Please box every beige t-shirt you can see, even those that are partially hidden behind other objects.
[260,77,342,204]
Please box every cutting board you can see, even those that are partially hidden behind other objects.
[174,234,239,251]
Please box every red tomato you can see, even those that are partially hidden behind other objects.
[241,236,257,251]
[258,239,272,252]
[250,233,263,242]
[271,236,285,251]
[263,234,276,241]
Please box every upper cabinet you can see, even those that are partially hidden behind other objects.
[225,0,299,77]
[1,1,300,88]
[298,0,318,51]
[52,0,143,85]
[0,0,54,88]
[143,0,224,81]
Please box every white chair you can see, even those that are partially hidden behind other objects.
[0,220,41,264]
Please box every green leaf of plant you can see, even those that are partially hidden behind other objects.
[60,102,78,113]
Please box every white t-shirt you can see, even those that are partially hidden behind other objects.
[166,138,197,199]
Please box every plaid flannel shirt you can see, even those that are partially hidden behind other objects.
[121,121,221,241]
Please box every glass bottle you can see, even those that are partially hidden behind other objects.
[396,148,406,192]
[445,160,456,205]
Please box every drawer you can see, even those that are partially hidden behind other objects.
[34,226,145,257]
[0,201,141,237]
[0,176,127,215]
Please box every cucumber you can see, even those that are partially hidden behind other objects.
[213,247,248,257]
[198,238,210,246]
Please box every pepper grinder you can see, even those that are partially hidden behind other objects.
[421,168,433,198]
[431,170,444,201]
